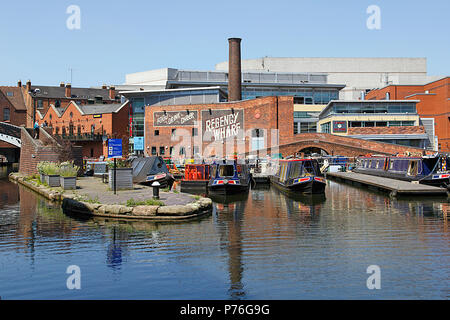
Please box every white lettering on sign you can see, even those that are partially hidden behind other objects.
[155,111,196,126]
[204,111,242,141]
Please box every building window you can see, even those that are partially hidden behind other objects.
[293,122,299,134]
[320,122,331,133]
[192,128,198,136]
[172,128,176,136]
[300,122,317,133]
[3,108,10,121]
[293,97,305,104]
[159,146,165,155]
[154,130,159,136]
[37,100,43,109]
[179,147,185,155]
[350,121,362,127]
[55,127,59,134]
[193,146,200,155]
[151,146,157,155]
[6,92,13,97]
[252,128,263,138]
[170,146,174,155]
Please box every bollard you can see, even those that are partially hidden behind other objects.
[152,181,160,200]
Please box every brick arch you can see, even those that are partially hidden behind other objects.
[296,144,331,155]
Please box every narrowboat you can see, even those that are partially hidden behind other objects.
[180,164,211,193]
[208,160,251,195]
[269,159,326,194]
[353,154,450,188]
[131,156,175,189]
[249,159,273,184]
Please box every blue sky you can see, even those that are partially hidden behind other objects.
[0,0,448,87]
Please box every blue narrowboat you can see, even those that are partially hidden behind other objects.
[208,160,251,195]
[270,159,326,194]
[353,154,450,187]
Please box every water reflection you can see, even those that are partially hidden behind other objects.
[0,178,448,299]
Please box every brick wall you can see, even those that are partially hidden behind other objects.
[145,96,294,158]
[19,127,83,176]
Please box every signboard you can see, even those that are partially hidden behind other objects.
[153,110,198,127]
[134,137,144,151]
[93,114,102,118]
[333,121,347,133]
[108,139,122,158]
[202,109,244,142]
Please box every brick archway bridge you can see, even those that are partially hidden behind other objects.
[247,133,432,158]
[0,122,21,163]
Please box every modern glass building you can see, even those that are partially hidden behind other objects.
[317,100,432,149]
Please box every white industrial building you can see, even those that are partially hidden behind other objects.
[215,57,442,100]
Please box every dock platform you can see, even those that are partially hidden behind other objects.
[326,171,449,197]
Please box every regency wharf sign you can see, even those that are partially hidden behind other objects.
[153,110,198,126]
[202,109,244,141]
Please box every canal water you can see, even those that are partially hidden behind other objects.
[0,177,448,300]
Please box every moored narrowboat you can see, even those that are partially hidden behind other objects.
[270,159,326,194]
[180,164,211,193]
[353,154,450,187]
[208,160,251,195]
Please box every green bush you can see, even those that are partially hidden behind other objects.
[59,161,79,177]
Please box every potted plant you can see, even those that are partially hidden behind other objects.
[36,161,49,183]
[59,161,79,190]
[107,159,133,190]
[43,162,61,187]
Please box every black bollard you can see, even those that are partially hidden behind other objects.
[152,181,160,200]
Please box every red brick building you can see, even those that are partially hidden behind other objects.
[145,96,294,159]
[37,100,130,159]
[0,85,27,126]
[365,77,450,152]
[21,80,121,128]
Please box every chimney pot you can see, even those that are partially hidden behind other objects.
[102,84,107,89]
[60,82,65,87]
[65,83,72,98]
[228,37,242,101]
[109,86,116,100]
[18,80,22,87]
[26,80,31,92]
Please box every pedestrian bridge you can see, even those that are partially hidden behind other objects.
[0,122,21,148]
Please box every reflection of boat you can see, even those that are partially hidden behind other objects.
[353,154,450,187]
[270,159,326,194]
[180,164,211,193]
[271,183,326,204]
[208,160,251,195]
[209,191,249,204]
[132,156,175,188]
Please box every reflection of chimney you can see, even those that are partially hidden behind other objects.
[65,83,72,98]
[228,38,242,102]
[26,80,31,92]
[109,86,116,100]
[60,82,65,87]
[18,80,22,87]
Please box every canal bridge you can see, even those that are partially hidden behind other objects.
[247,133,431,157]
[0,122,21,163]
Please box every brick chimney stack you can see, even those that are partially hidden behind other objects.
[228,38,242,102]
[26,80,31,92]
[109,86,116,100]
[18,80,22,87]
[65,83,72,98]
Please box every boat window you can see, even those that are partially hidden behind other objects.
[407,160,419,176]
[289,162,302,179]
[219,165,235,177]
[303,161,315,175]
